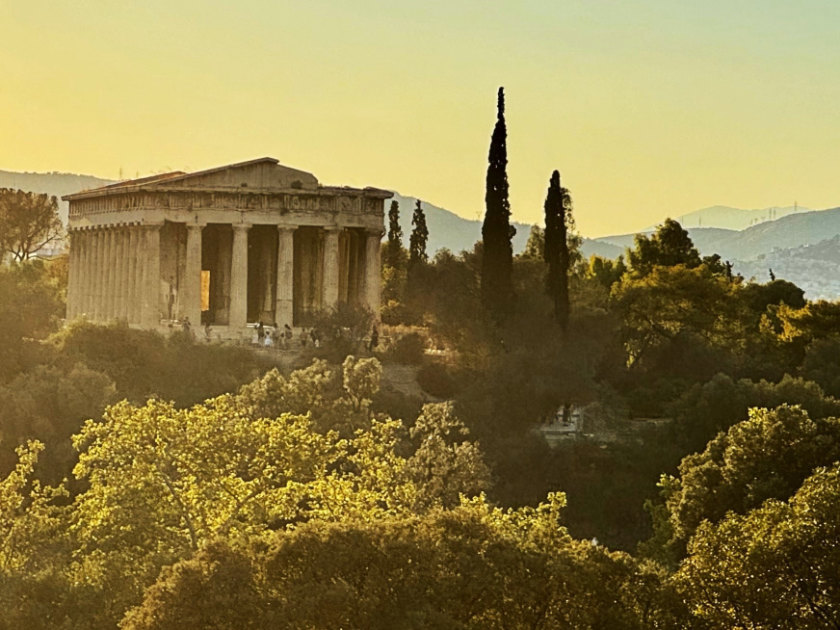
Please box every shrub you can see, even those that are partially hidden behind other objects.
[416,363,458,399]
[389,332,426,365]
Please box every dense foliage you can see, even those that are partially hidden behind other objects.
[2,200,840,627]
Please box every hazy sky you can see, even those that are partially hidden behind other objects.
[3,1,839,236]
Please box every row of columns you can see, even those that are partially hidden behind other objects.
[67,224,161,327]
[67,223,382,329]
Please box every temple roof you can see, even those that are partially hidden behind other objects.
[64,158,391,200]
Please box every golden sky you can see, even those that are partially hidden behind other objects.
[2,1,839,236]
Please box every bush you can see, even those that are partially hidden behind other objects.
[305,305,374,363]
[416,363,458,399]
[380,299,421,326]
[51,321,264,406]
[389,332,426,365]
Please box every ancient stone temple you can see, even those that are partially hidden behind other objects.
[63,158,390,335]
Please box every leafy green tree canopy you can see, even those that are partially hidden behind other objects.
[123,493,683,630]
[659,404,840,552]
[0,189,63,262]
[627,218,701,277]
[677,462,840,629]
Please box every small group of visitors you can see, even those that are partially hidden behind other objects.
[254,322,294,349]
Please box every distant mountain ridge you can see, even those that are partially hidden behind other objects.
[388,192,533,255]
[645,204,810,232]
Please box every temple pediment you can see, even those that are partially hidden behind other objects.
[151,157,319,192]
[65,158,321,200]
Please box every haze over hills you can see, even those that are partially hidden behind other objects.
[0,170,114,224]
[387,193,626,260]
[5,169,840,299]
[388,192,533,255]
[594,208,840,299]
[644,204,810,232]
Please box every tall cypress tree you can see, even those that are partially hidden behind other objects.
[481,87,515,317]
[384,200,404,268]
[544,170,570,330]
[409,198,428,270]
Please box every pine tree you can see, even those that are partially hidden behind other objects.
[544,170,570,330]
[481,87,515,317]
[384,200,404,269]
[409,199,428,270]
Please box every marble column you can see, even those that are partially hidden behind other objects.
[183,224,204,327]
[84,230,96,318]
[127,228,139,324]
[322,227,340,310]
[141,225,162,328]
[76,230,91,316]
[74,231,85,318]
[96,229,108,321]
[364,229,383,319]
[66,231,78,320]
[229,224,250,329]
[104,229,116,320]
[114,228,127,321]
[275,226,295,328]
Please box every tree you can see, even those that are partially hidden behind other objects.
[677,463,840,629]
[658,405,840,554]
[51,320,258,406]
[405,199,430,314]
[70,394,417,613]
[519,225,544,260]
[0,441,67,575]
[0,189,63,262]
[0,363,115,482]
[123,494,681,630]
[381,200,408,318]
[405,402,491,509]
[543,170,571,329]
[776,299,840,343]
[612,263,739,373]
[587,254,627,290]
[481,87,515,318]
[666,372,840,456]
[0,261,64,382]
[236,356,382,436]
[384,200,405,269]
[627,218,701,277]
[408,198,428,270]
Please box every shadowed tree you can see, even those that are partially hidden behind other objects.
[0,189,63,262]
[543,170,571,330]
[409,199,428,271]
[520,225,544,260]
[481,87,515,318]
[406,199,429,308]
[384,200,404,269]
